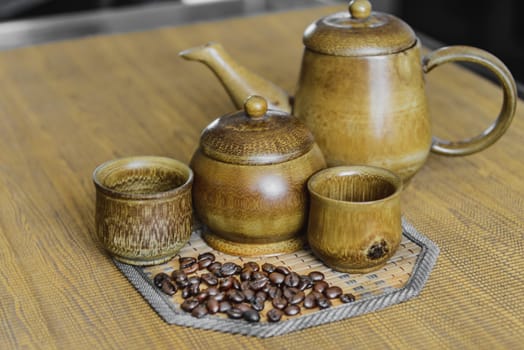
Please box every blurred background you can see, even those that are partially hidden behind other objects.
[0,0,521,94]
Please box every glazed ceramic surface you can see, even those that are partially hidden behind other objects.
[294,43,430,181]
[93,156,193,266]
[307,165,402,273]
[190,96,326,256]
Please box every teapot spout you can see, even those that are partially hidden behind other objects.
[179,42,291,113]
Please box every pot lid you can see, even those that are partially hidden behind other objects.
[303,0,416,56]
[199,95,315,165]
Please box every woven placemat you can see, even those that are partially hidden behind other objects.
[114,218,438,338]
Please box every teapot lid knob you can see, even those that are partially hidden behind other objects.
[244,95,268,118]
[349,0,372,19]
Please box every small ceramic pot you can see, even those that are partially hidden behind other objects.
[307,165,402,273]
[191,95,326,256]
[93,156,193,266]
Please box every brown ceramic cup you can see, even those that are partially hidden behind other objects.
[93,156,193,266]
[307,166,402,273]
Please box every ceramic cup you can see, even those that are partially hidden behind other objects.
[93,156,193,266]
[307,166,403,273]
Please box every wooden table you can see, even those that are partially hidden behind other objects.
[1,5,522,349]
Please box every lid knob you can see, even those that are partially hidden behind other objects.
[349,0,372,19]
[244,95,268,119]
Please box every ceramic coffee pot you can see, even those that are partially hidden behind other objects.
[190,95,326,256]
[180,0,517,182]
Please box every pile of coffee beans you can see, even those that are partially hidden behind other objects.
[153,252,356,323]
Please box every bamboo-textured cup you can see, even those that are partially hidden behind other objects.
[93,156,193,266]
[307,166,402,273]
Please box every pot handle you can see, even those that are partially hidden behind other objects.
[422,45,517,156]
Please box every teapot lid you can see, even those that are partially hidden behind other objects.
[199,95,315,165]
[303,0,416,56]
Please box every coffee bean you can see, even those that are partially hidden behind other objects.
[182,263,199,275]
[178,279,190,288]
[206,286,219,296]
[188,276,200,285]
[214,291,226,302]
[181,286,191,299]
[154,273,170,288]
[196,291,208,303]
[243,262,260,272]
[171,269,186,279]
[201,273,218,286]
[308,271,325,281]
[313,280,329,293]
[227,308,243,319]
[207,297,220,314]
[267,308,283,322]
[243,309,260,322]
[220,262,239,277]
[243,289,256,302]
[240,268,252,281]
[172,270,188,283]
[261,283,271,293]
[268,285,282,300]
[198,258,213,270]
[272,296,288,310]
[303,293,317,309]
[231,277,241,290]
[191,305,208,318]
[317,296,332,309]
[227,289,245,303]
[179,256,196,268]
[198,252,215,262]
[284,272,300,288]
[310,291,323,299]
[160,279,177,296]
[298,275,313,291]
[285,289,305,305]
[269,272,285,285]
[181,297,199,312]
[219,301,232,313]
[262,263,276,274]
[189,283,200,296]
[275,266,290,275]
[207,262,222,275]
[240,280,251,292]
[235,303,252,313]
[249,276,269,291]
[255,291,267,302]
[251,298,265,311]
[283,287,298,300]
[340,293,356,303]
[284,305,300,316]
[219,277,235,291]
[251,271,266,280]
[324,286,343,299]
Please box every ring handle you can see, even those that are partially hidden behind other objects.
[422,45,517,156]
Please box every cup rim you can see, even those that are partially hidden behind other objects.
[92,156,193,200]
[307,165,403,205]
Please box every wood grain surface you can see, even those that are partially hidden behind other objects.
[0,5,522,349]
